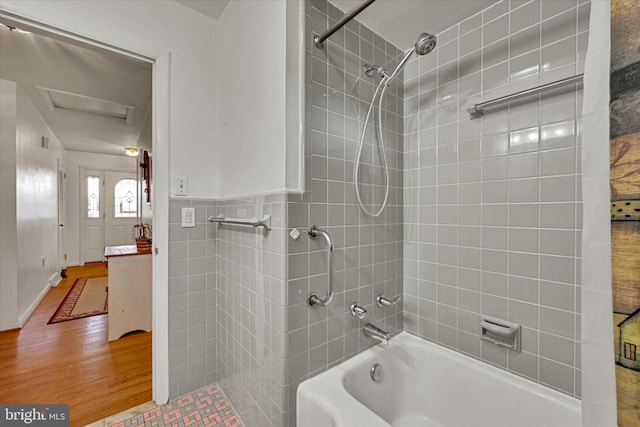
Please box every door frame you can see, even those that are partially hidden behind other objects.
[57,159,66,277]
[0,9,170,404]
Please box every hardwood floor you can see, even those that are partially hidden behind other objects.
[0,263,152,427]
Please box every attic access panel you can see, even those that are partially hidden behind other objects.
[36,86,135,124]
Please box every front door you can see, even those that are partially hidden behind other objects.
[104,171,138,247]
[81,168,138,264]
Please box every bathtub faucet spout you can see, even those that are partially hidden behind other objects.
[364,323,391,346]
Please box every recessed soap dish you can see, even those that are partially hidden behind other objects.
[480,315,521,352]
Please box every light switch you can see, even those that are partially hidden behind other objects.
[176,176,188,196]
[181,207,195,228]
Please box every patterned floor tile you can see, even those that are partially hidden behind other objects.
[109,384,242,427]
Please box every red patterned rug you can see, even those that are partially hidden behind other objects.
[48,276,108,324]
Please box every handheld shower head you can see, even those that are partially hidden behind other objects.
[387,32,437,80]
[415,32,437,56]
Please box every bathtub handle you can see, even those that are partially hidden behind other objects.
[307,225,334,307]
[376,294,402,308]
[350,303,368,319]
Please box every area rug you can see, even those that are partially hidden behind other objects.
[48,276,108,324]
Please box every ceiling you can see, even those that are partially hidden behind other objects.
[175,0,231,20]
[329,0,498,48]
[0,24,152,156]
[176,0,498,48]
[0,1,496,156]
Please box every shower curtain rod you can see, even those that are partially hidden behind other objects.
[313,0,376,48]
[468,73,584,118]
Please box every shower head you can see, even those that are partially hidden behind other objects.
[415,32,437,56]
[387,32,437,80]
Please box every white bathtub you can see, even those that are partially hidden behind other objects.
[297,332,581,427]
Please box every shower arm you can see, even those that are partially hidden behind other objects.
[386,47,415,82]
[307,225,334,307]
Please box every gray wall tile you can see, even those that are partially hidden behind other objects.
[404,0,583,398]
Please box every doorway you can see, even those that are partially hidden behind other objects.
[0,8,169,422]
[0,5,170,408]
[81,168,139,264]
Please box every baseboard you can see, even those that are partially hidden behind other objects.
[17,281,51,328]
[49,271,62,287]
[0,321,19,331]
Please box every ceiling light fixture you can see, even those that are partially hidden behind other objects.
[124,147,139,157]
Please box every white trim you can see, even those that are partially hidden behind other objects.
[48,272,62,288]
[152,52,170,405]
[580,0,616,425]
[17,281,50,327]
[0,10,153,63]
[285,0,305,193]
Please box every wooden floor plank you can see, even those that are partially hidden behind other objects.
[0,263,152,427]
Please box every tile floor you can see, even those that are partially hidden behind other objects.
[87,384,242,427]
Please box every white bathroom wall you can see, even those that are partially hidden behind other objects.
[1,0,218,199]
[216,0,287,198]
[0,80,19,331]
[12,82,66,328]
[64,151,136,266]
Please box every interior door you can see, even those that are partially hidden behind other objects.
[81,168,105,263]
[104,171,138,247]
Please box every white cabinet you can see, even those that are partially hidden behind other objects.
[105,245,152,341]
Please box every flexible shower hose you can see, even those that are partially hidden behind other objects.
[354,75,391,217]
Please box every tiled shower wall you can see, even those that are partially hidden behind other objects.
[166,0,590,424]
[403,0,590,397]
[266,0,406,424]
[167,1,406,422]
[168,195,289,425]
[168,198,218,398]
[215,195,289,427]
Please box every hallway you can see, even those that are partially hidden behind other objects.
[0,263,152,427]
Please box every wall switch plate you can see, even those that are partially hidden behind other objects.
[181,207,196,228]
[176,176,188,196]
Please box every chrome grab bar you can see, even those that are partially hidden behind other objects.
[376,294,402,308]
[308,225,334,307]
[468,73,583,118]
[208,214,271,230]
